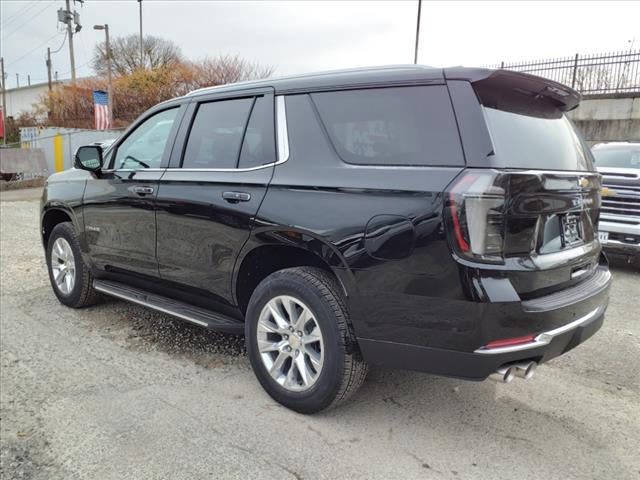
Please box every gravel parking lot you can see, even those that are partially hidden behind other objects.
[1,188,639,480]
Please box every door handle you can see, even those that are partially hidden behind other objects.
[131,186,154,196]
[222,191,251,203]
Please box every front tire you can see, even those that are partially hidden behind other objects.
[46,222,99,308]
[246,267,367,413]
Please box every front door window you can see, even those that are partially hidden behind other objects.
[113,108,179,169]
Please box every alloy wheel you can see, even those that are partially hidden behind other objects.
[51,237,76,295]
[256,295,324,392]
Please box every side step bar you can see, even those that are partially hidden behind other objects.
[94,279,244,334]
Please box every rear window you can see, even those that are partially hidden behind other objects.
[482,107,594,171]
[311,86,464,166]
[592,146,640,169]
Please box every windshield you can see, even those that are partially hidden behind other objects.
[592,146,640,169]
[483,107,594,171]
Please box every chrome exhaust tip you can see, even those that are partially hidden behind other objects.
[513,361,537,380]
[489,365,515,383]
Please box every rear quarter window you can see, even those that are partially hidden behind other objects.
[311,86,464,167]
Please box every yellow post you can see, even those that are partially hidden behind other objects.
[53,134,64,172]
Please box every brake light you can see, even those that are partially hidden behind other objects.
[445,170,507,263]
[483,335,536,349]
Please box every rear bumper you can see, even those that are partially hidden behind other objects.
[357,266,611,380]
[358,304,606,380]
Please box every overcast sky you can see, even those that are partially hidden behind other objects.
[1,0,638,90]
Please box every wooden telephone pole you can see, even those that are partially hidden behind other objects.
[46,48,53,92]
[0,57,6,140]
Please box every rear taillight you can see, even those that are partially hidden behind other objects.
[445,170,507,264]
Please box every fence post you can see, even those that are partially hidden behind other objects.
[571,53,579,89]
[500,61,504,69]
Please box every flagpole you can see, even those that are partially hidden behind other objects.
[105,24,113,127]
[94,24,113,128]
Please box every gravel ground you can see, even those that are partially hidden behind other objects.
[1,189,639,480]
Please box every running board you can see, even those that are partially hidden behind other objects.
[93,279,244,333]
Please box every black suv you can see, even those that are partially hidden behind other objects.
[41,66,611,413]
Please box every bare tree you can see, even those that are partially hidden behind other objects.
[193,54,276,86]
[93,35,183,76]
[574,66,614,93]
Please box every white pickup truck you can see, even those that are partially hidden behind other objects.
[592,142,640,260]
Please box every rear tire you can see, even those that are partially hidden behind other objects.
[245,267,367,414]
[46,222,99,308]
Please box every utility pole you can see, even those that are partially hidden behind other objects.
[414,0,422,64]
[16,74,19,88]
[65,0,76,84]
[27,75,31,86]
[46,48,53,120]
[94,24,113,126]
[1,57,6,138]
[138,0,144,69]
[59,1,82,84]
[46,48,53,91]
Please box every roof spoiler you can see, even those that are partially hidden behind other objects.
[445,67,581,115]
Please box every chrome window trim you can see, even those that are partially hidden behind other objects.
[101,168,166,173]
[125,95,290,174]
[276,95,289,164]
[474,305,605,355]
[101,96,290,174]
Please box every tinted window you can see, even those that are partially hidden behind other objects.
[592,146,640,169]
[113,108,178,169]
[483,107,594,171]
[183,98,253,169]
[239,96,276,169]
[312,86,464,166]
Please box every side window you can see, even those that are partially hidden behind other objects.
[182,98,253,169]
[113,107,179,169]
[238,96,276,169]
[311,86,464,166]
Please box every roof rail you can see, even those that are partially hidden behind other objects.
[185,64,437,97]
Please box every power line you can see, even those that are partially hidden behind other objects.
[1,0,41,28]
[6,32,63,68]
[50,31,69,54]
[1,1,38,28]
[58,59,91,78]
[2,0,57,41]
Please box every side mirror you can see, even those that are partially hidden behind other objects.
[74,145,103,172]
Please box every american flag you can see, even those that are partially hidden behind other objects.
[93,90,111,130]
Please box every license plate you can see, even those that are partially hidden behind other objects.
[562,214,583,246]
[598,231,609,244]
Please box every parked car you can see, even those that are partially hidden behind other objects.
[40,66,611,413]
[592,142,640,259]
